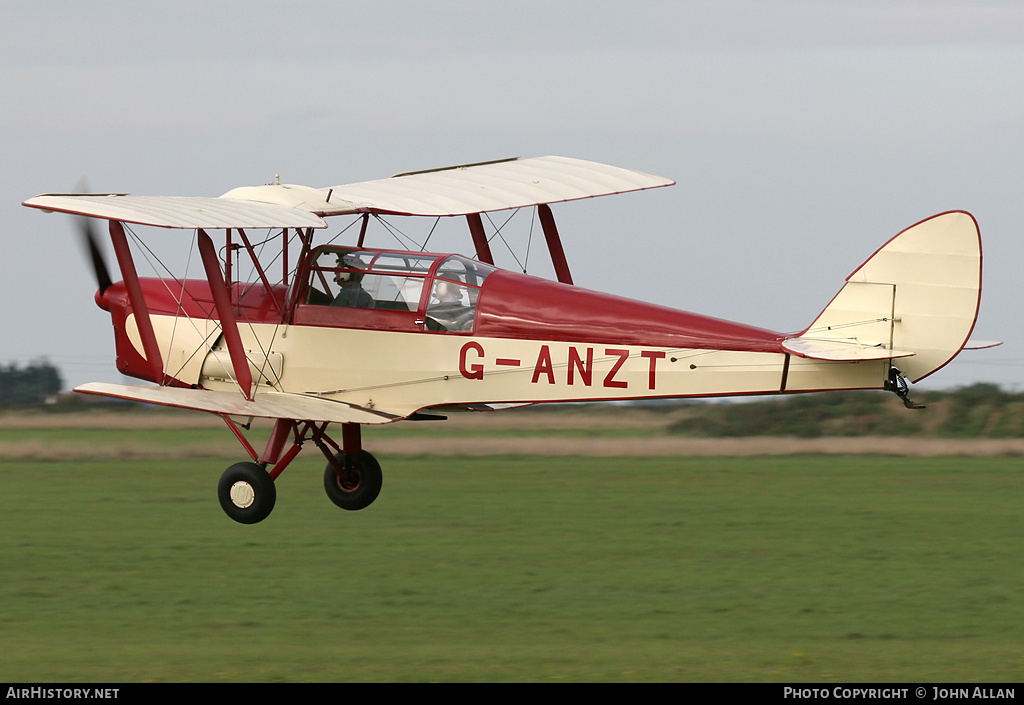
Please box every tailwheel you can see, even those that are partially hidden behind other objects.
[323,450,382,511]
[218,461,277,524]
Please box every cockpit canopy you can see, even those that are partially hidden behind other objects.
[304,246,496,332]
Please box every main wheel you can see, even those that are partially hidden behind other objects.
[218,462,277,524]
[323,450,382,511]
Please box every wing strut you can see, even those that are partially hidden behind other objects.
[538,204,573,285]
[236,228,283,317]
[108,220,165,384]
[198,229,254,400]
[357,213,370,248]
[466,213,495,265]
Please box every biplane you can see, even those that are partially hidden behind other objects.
[23,156,986,523]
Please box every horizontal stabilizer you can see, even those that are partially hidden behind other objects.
[782,337,916,362]
[74,383,396,425]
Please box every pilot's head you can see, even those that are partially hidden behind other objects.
[335,252,366,285]
[434,280,463,302]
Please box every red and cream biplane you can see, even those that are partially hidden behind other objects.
[23,156,986,523]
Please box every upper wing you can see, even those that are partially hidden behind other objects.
[23,156,673,228]
[222,155,676,217]
[74,383,397,425]
[21,194,328,229]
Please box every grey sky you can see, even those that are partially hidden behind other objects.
[2,1,1021,392]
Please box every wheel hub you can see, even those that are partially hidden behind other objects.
[229,481,256,508]
[338,469,360,491]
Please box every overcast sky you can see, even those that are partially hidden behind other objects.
[2,1,1022,393]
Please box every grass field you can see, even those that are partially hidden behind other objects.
[1,425,1022,681]
[6,404,1024,459]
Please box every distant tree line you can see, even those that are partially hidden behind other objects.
[0,361,63,406]
[665,383,1024,438]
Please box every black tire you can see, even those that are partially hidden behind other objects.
[323,450,382,511]
[218,462,277,524]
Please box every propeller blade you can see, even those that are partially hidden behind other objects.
[73,179,114,295]
[80,216,114,295]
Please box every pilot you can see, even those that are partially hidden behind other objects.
[427,280,474,331]
[332,253,374,308]
[433,280,464,305]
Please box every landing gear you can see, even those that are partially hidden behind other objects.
[323,450,383,511]
[215,418,382,523]
[886,366,926,409]
[218,461,277,524]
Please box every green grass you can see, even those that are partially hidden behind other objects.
[0,424,653,446]
[0,426,232,447]
[1,454,1022,682]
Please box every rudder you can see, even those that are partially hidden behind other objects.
[794,211,982,383]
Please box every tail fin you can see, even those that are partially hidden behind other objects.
[784,211,982,383]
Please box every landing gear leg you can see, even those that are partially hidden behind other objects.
[322,423,382,511]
